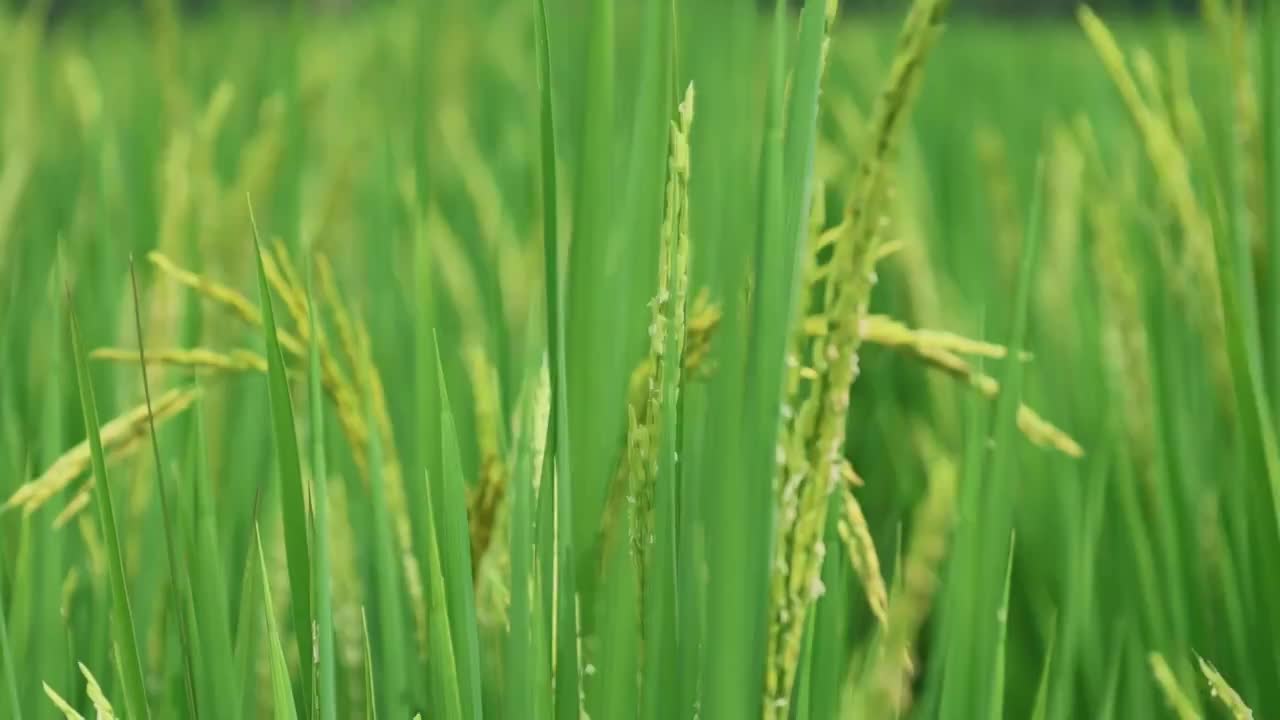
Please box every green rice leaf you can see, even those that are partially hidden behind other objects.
[1263,0,1280,404]
[188,382,241,720]
[806,509,849,719]
[505,363,538,719]
[65,265,152,720]
[595,530,639,720]
[1029,618,1056,720]
[256,528,300,720]
[989,533,1015,720]
[0,529,22,720]
[128,259,200,718]
[532,0,580,716]
[1096,628,1126,720]
[362,608,377,720]
[249,199,314,715]
[234,490,266,720]
[366,377,407,719]
[421,462,464,720]
[306,260,336,720]
[433,340,483,718]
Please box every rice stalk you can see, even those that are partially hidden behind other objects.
[1149,652,1201,720]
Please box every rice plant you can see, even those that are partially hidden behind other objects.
[0,0,1275,717]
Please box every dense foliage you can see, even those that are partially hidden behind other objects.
[0,0,1276,718]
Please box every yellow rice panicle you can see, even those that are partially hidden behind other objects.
[92,347,268,374]
[316,253,364,377]
[1078,7,1222,350]
[766,1,951,712]
[3,387,201,516]
[258,242,310,339]
[147,251,263,329]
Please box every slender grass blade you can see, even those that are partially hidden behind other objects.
[249,200,314,715]
[257,529,300,720]
[306,261,336,720]
[65,267,152,720]
[128,259,200,719]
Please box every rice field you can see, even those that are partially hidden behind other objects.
[0,0,1277,717]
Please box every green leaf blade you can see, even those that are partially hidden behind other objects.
[433,343,483,718]
[249,202,314,717]
[306,261,337,720]
[257,530,300,720]
[66,276,152,720]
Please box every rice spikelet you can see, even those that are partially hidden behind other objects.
[79,662,116,719]
[1196,654,1253,720]
[858,452,957,716]
[837,484,888,625]
[42,684,85,720]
